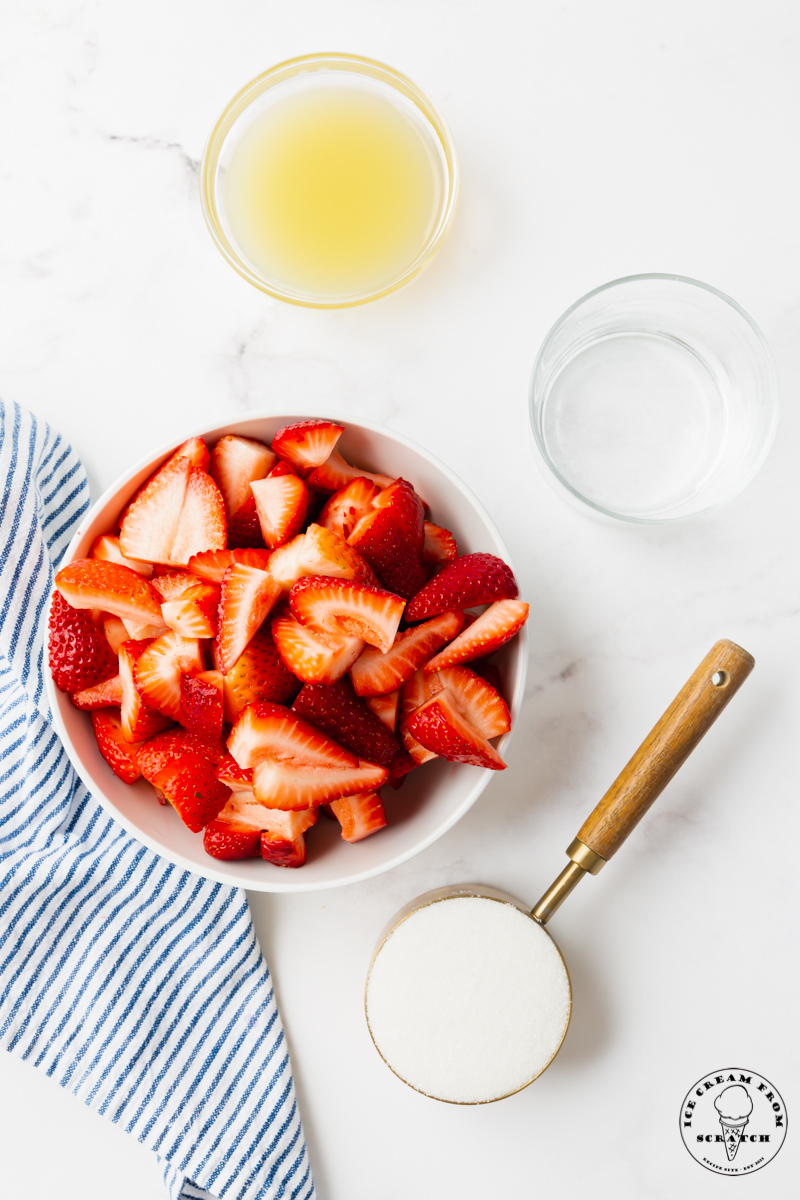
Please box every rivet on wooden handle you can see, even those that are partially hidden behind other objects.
[576,639,755,862]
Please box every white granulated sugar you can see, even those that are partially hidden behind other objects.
[365,896,571,1103]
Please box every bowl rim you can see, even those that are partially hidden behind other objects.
[45,409,528,893]
[199,52,460,309]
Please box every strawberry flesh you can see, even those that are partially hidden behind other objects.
[349,610,464,697]
[210,434,275,519]
[271,419,345,470]
[216,564,281,673]
[119,456,193,564]
[55,559,164,628]
[271,608,364,685]
[221,626,301,721]
[133,630,205,719]
[318,477,383,540]
[228,701,358,770]
[250,474,309,549]
[424,599,529,672]
[289,576,405,654]
[187,548,272,583]
[71,673,124,710]
[406,690,507,770]
[329,792,387,842]
[168,468,227,566]
[251,756,388,809]
[91,710,145,784]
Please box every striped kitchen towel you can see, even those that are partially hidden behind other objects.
[0,401,315,1200]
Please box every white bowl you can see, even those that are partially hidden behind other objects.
[45,412,528,893]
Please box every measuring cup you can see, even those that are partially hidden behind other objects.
[365,639,754,1103]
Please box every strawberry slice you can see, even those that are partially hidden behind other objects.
[213,787,317,836]
[90,710,145,784]
[203,822,261,860]
[306,449,393,494]
[227,495,266,549]
[216,563,281,673]
[405,690,507,770]
[250,474,309,549]
[120,613,169,641]
[251,757,388,810]
[266,524,378,592]
[349,611,464,697]
[347,479,426,599]
[103,616,129,655]
[161,582,220,638]
[220,626,300,721]
[150,571,201,602]
[399,670,443,765]
[289,577,404,654]
[216,751,254,789]
[138,727,224,776]
[118,640,173,742]
[329,792,387,842]
[210,434,276,518]
[291,678,404,769]
[164,437,211,472]
[72,673,124,710]
[268,459,298,478]
[271,609,364,684]
[91,534,153,577]
[318,477,383,540]
[168,468,227,566]
[203,791,316,862]
[405,553,519,621]
[55,559,164,628]
[260,831,308,867]
[180,670,224,740]
[227,701,358,770]
[424,599,529,672]
[365,690,399,732]
[145,751,230,832]
[119,456,193,563]
[431,666,510,739]
[422,522,458,566]
[133,630,205,719]
[187,548,272,583]
[271,419,345,471]
[48,590,118,694]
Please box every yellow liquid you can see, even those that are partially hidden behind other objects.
[224,85,442,299]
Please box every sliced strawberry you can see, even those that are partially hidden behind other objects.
[119,456,193,563]
[431,666,510,739]
[289,577,404,654]
[318,477,384,541]
[90,710,145,784]
[348,479,426,599]
[187,548,272,584]
[227,495,266,549]
[220,627,300,722]
[203,823,261,860]
[271,419,345,471]
[291,678,403,769]
[161,582,220,638]
[365,690,399,732]
[399,670,443,765]
[423,522,458,566]
[120,615,170,641]
[164,437,211,472]
[103,615,129,655]
[148,756,230,832]
[405,690,507,770]
[205,791,314,865]
[250,474,309,549]
[268,459,298,478]
[228,701,358,770]
[150,571,201,603]
[180,670,224,741]
[329,792,387,842]
[405,553,519,621]
[349,611,464,697]
[472,660,504,696]
[251,757,388,810]
[55,559,164,628]
[91,534,153,577]
[48,590,118,694]
[210,434,276,519]
[118,640,173,742]
[72,674,124,710]
[271,609,364,684]
[424,599,529,672]
[216,564,281,673]
[168,468,227,566]
[260,831,308,867]
[306,449,393,494]
[133,630,205,719]
[266,524,378,593]
[216,751,254,789]
[213,787,317,837]
[138,727,224,777]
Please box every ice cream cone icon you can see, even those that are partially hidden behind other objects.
[715,1085,754,1162]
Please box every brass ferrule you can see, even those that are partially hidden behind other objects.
[530,839,607,925]
[567,837,606,875]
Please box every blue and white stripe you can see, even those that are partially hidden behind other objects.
[0,401,314,1200]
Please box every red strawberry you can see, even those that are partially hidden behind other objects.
[260,831,308,867]
[271,609,364,684]
[306,449,393,494]
[180,670,224,740]
[219,626,300,721]
[266,524,378,593]
[365,690,399,732]
[48,591,118,694]
[271,419,345,471]
[250,474,309,549]
[399,670,443,765]
[120,613,169,641]
[187,548,272,583]
[405,553,519,622]
[471,660,504,696]
[55,559,164,628]
[291,678,404,769]
[133,630,205,719]
[91,534,153,577]
[119,456,193,564]
[168,468,227,566]
[289,577,405,655]
[90,710,145,784]
[118,640,173,742]
[227,701,358,770]
[138,727,225,778]
[216,751,254,789]
[268,459,298,479]
[216,564,281,673]
[161,582,220,638]
[329,792,387,842]
[164,437,211,472]
[424,599,529,672]
[251,757,388,809]
[347,479,426,599]
[349,611,464,697]
[145,753,230,832]
[422,522,458,566]
[203,823,261,860]
[318,477,383,540]
[226,495,266,549]
[431,666,510,739]
[405,690,507,770]
[210,434,275,519]
[103,616,129,655]
[204,790,317,861]
[150,571,201,602]
[72,673,124,710]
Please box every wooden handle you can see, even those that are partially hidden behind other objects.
[577,640,754,861]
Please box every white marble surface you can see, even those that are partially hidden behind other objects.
[1,1,799,1197]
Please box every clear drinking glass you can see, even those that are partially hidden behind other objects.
[529,274,779,522]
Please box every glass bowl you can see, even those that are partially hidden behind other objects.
[529,274,779,523]
[200,54,459,308]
